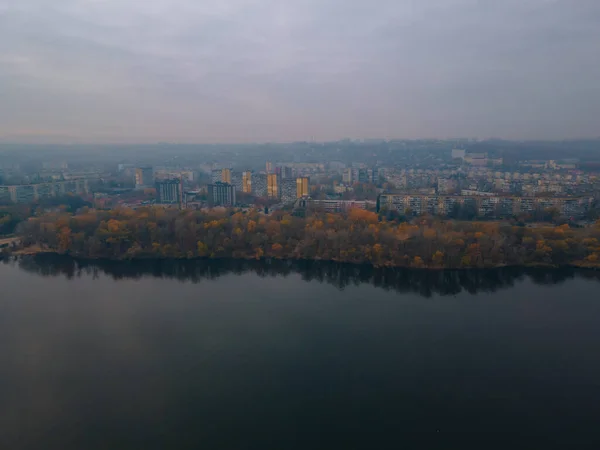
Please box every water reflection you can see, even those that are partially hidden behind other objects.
[10,255,600,297]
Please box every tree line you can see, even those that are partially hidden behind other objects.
[17,206,600,269]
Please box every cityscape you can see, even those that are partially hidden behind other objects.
[3,0,600,444]
[1,140,599,222]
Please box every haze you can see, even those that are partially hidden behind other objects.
[1,0,599,143]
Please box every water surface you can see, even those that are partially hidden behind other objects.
[2,257,600,448]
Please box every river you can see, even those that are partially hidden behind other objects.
[2,256,600,447]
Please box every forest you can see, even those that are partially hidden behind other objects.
[16,206,600,269]
[0,195,91,235]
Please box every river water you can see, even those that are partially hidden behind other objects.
[1,256,600,447]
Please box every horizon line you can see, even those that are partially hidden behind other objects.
[1,137,600,147]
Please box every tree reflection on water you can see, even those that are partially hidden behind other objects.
[9,254,600,298]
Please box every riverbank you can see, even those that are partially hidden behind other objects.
[9,246,600,271]
[16,207,600,270]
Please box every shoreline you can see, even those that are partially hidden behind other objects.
[9,248,600,272]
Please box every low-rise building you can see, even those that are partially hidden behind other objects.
[378,193,593,219]
[451,149,466,160]
[0,179,90,203]
[307,199,374,212]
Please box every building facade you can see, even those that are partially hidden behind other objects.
[231,172,243,193]
[242,171,252,193]
[253,174,268,197]
[378,194,593,218]
[281,179,296,203]
[211,169,222,183]
[296,177,309,198]
[135,167,153,189]
[155,179,182,205]
[281,166,293,179]
[307,199,373,212]
[267,174,279,199]
[221,168,232,184]
[211,168,232,184]
[208,182,236,206]
[342,168,353,184]
[0,180,89,203]
[358,168,371,184]
[451,149,466,160]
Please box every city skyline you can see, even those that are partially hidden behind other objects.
[1,0,599,144]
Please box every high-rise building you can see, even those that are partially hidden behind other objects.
[208,182,236,206]
[155,179,182,205]
[281,179,296,203]
[358,168,371,184]
[135,167,153,189]
[266,161,273,174]
[211,169,222,183]
[231,172,243,192]
[211,168,233,184]
[221,168,232,184]
[242,171,252,193]
[370,169,381,185]
[342,168,353,184]
[267,173,279,199]
[253,174,268,197]
[296,177,309,198]
[282,166,293,180]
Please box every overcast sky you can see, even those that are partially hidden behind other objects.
[0,0,599,143]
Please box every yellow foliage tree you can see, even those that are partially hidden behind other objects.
[432,251,445,266]
[107,219,121,233]
[412,256,424,268]
[197,241,209,257]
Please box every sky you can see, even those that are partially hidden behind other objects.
[0,0,599,143]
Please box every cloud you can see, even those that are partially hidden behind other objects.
[0,0,599,142]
